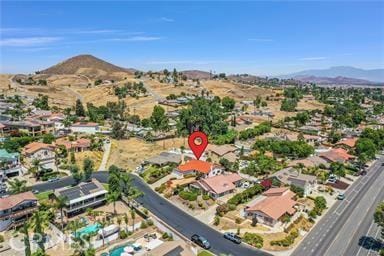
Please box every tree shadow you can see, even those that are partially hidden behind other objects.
[358,236,383,252]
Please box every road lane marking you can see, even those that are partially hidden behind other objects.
[356,221,375,256]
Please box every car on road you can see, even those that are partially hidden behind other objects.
[48,177,60,182]
[223,232,242,244]
[191,234,211,249]
[337,193,345,200]
[32,189,39,194]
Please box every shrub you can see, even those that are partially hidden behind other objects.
[0,235,3,243]
[140,221,148,229]
[214,216,220,226]
[235,218,242,224]
[146,219,154,226]
[228,184,264,206]
[270,228,299,247]
[216,203,230,216]
[202,194,210,200]
[179,190,198,201]
[119,230,128,239]
[243,233,264,248]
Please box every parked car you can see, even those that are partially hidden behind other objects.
[223,232,242,244]
[337,193,345,200]
[191,234,211,249]
[32,189,39,194]
[48,177,60,182]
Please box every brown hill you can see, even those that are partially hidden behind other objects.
[40,54,132,77]
[181,70,212,80]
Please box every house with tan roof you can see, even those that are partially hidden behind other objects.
[173,160,224,179]
[243,187,297,227]
[22,142,56,170]
[319,148,355,164]
[192,173,243,199]
[55,137,91,152]
[207,144,237,163]
[0,191,38,231]
[71,122,99,134]
[335,137,358,150]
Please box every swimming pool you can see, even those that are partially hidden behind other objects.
[74,223,101,238]
[109,243,134,256]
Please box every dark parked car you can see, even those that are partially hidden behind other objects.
[191,234,211,249]
[223,232,242,244]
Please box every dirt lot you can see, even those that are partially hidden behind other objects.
[74,150,103,170]
[201,80,274,100]
[107,137,186,170]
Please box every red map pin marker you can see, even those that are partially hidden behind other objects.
[188,131,208,160]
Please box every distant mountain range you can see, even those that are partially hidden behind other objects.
[280,66,384,84]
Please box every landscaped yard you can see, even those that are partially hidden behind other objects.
[140,165,173,184]
[35,190,53,201]
[197,250,215,256]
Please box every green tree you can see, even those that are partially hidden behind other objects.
[75,99,86,117]
[42,133,55,144]
[83,158,94,181]
[149,105,169,133]
[7,178,27,194]
[221,96,236,112]
[29,211,49,252]
[21,223,31,256]
[55,196,67,230]
[107,191,120,216]
[374,202,384,239]
[70,165,82,184]
[130,209,136,232]
[111,121,126,139]
[356,138,377,160]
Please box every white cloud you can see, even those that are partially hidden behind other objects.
[107,36,162,42]
[300,56,328,61]
[160,17,175,22]
[248,38,274,42]
[0,37,61,47]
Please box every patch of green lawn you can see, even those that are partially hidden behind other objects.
[35,191,53,201]
[197,251,215,256]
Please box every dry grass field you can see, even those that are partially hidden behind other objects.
[107,137,186,170]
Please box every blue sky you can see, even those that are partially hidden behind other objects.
[1,1,383,75]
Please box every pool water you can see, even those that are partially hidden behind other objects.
[74,223,101,238]
[109,243,133,256]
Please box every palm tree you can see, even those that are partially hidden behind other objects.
[55,196,67,230]
[31,159,41,178]
[20,223,31,256]
[107,192,120,216]
[7,178,27,194]
[29,211,49,252]
[68,219,82,239]
[123,213,129,232]
[130,209,136,232]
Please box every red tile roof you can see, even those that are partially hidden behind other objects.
[0,192,37,211]
[198,173,242,194]
[336,137,358,148]
[246,188,297,220]
[22,142,54,155]
[319,148,354,163]
[177,160,214,174]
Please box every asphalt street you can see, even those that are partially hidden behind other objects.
[292,157,384,256]
[32,172,271,256]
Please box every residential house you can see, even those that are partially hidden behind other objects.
[71,122,100,134]
[54,179,107,217]
[55,137,91,152]
[207,144,237,163]
[173,160,224,179]
[0,119,54,136]
[272,167,317,196]
[335,137,358,150]
[243,187,297,227]
[319,148,355,164]
[22,142,56,170]
[288,155,330,169]
[0,192,38,231]
[144,152,181,167]
[192,173,242,199]
[0,149,22,179]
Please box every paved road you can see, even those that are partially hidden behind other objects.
[97,141,111,171]
[32,172,271,256]
[139,78,164,102]
[292,157,384,256]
